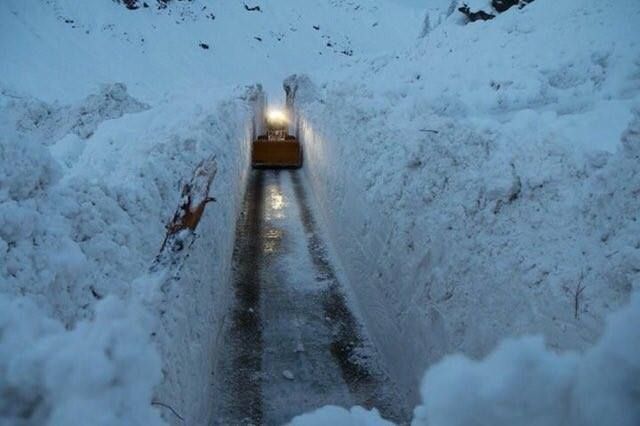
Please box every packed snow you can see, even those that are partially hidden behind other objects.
[0,0,421,103]
[0,81,256,424]
[293,0,640,404]
[1,0,639,424]
[0,295,163,425]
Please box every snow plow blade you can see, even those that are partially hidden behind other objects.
[251,137,302,168]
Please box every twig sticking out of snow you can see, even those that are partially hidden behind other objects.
[153,156,217,273]
[163,156,217,241]
[244,3,261,12]
[151,400,184,421]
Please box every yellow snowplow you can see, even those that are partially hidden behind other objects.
[252,110,302,168]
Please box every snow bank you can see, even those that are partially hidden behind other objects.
[414,292,640,426]
[0,82,257,424]
[290,292,640,426]
[293,0,640,402]
[0,295,162,426]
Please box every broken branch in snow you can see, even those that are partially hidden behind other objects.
[151,400,184,421]
[166,158,217,234]
[158,156,217,256]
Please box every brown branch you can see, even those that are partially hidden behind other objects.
[160,156,217,253]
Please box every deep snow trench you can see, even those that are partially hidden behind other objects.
[2,0,639,425]
[213,170,409,424]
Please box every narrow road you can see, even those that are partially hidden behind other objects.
[213,170,408,425]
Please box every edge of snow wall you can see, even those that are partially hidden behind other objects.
[152,89,265,425]
[0,83,264,425]
[286,77,431,403]
[297,119,432,404]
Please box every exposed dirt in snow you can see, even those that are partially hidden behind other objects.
[213,170,409,425]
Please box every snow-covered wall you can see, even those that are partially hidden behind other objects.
[294,0,640,402]
[138,91,259,424]
[2,0,639,422]
[0,83,257,424]
[0,0,427,422]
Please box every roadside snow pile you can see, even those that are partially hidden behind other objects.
[289,291,640,426]
[293,0,640,402]
[414,293,640,426]
[0,83,255,425]
[0,296,162,426]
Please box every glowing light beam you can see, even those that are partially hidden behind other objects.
[266,109,288,125]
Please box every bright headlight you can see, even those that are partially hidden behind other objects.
[266,109,288,125]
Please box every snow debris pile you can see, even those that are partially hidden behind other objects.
[293,0,640,405]
[290,292,640,426]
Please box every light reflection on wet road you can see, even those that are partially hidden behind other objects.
[213,170,408,425]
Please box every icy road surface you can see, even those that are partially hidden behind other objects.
[213,170,408,425]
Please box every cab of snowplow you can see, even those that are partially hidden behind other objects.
[251,109,302,168]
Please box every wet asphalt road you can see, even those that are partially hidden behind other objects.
[213,170,408,425]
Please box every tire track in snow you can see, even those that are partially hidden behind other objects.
[289,171,409,423]
[215,171,265,425]
[258,169,353,424]
[214,170,408,425]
